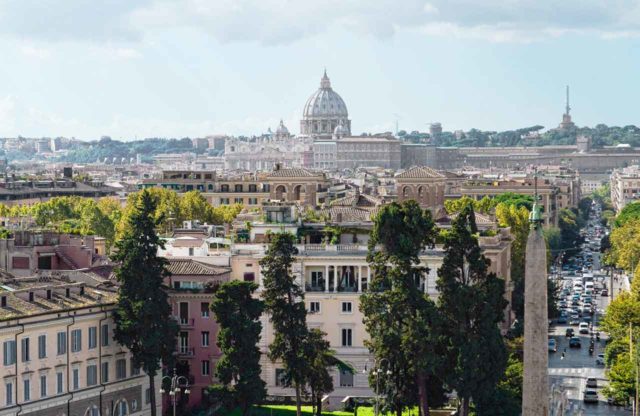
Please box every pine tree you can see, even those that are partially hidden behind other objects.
[260,232,308,416]
[210,280,266,416]
[111,189,178,416]
[361,200,442,416]
[303,328,344,416]
[436,204,508,416]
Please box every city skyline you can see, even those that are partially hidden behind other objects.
[1,1,640,139]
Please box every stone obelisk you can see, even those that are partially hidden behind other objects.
[522,181,549,416]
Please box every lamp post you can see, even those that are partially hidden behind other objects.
[364,358,392,416]
[160,368,191,416]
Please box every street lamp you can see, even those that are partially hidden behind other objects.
[160,368,191,416]
[364,358,391,416]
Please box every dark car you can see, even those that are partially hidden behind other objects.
[566,328,575,337]
[569,337,581,348]
[601,289,609,296]
[557,316,568,324]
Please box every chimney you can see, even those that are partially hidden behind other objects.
[275,163,281,171]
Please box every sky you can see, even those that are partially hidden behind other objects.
[1,0,640,140]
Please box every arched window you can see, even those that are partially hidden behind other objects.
[402,186,410,198]
[275,185,287,201]
[418,186,425,200]
[84,405,100,416]
[113,400,128,416]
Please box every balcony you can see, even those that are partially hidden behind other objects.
[176,317,195,328]
[177,347,195,357]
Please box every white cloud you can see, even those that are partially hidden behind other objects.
[1,1,640,46]
[89,45,142,60]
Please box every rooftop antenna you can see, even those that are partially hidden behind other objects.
[565,85,571,115]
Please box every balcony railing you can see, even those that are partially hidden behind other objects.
[177,347,195,357]
[175,317,195,328]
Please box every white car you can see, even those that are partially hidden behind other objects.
[579,322,590,334]
[596,353,605,365]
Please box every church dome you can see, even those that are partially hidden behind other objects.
[333,120,347,137]
[275,119,290,136]
[302,70,348,119]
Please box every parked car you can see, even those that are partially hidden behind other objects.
[596,354,605,365]
[586,377,598,388]
[569,337,581,348]
[548,338,557,352]
[583,390,599,403]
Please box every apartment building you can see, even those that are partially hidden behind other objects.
[228,223,513,404]
[0,274,159,416]
[0,178,117,206]
[165,259,230,407]
[0,232,104,277]
[611,165,640,212]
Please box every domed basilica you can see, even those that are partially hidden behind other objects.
[300,70,351,139]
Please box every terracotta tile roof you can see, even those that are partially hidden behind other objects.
[267,168,320,178]
[318,207,377,223]
[396,166,446,179]
[166,259,230,276]
[330,193,383,208]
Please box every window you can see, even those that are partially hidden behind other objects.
[234,198,243,204]
[220,198,230,205]
[249,184,257,192]
[88,327,97,349]
[235,184,243,192]
[201,331,209,347]
[3,340,16,366]
[309,301,320,313]
[275,369,288,387]
[201,360,210,376]
[101,362,109,383]
[72,368,79,390]
[339,369,354,387]
[23,379,30,401]
[86,365,97,386]
[86,405,100,416]
[130,358,140,376]
[115,400,128,416]
[220,184,229,192]
[131,399,138,411]
[248,197,258,205]
[179,302,189,325]
[243,272,255,282]
[145,388,151,404]
[311,271,324,288]
[116,359,127,380]
[5,381,13,405]
[341,302,352,313]
[21,337,30,362]
[38,335,46,359]
[101,324,110,347]
[57,332,67,355]
[188,247,194,256]
[201,302,210,318]
[341,328,353,347]
[40,375,47,398]
[56,372,64,394]
[71,329,82,353]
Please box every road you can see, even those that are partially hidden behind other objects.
[547,229,631,415]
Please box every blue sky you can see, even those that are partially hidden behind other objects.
[0,0,639,139]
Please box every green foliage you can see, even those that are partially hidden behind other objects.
[578,197,593,222]
[362,200,444,415]
[303,329,342,416]
[493,193,534,211]
[436,204,508,416]
[111,190,178,416]
[473,355,523,416]
[210,281,266,416]
[558,208,582,256]
[260,233,308,416]
[615,202,640,228]
[495,203,529,323]
[608,219,640,272]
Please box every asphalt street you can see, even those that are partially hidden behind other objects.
[547,235,631,415]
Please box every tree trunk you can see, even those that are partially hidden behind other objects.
[316,395,322,416]
[295,383,302,416]
[149,373,157,416]
[396,407,402,416]
[417,372,430,416]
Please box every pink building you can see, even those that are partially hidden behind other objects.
[0,231,106,276]
[164,259,230,409]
